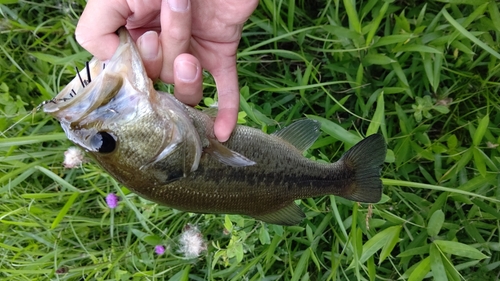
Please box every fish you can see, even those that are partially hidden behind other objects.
[43,28,387,225]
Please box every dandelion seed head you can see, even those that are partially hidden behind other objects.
[155,245,165,255]
[106,193,118,209]
[63,147,84,168]
[179,224,206,259]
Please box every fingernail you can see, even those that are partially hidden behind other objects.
[138,31,159,60]
[168,0,189,12]
[175,60,198,82]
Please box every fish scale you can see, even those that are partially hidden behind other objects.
[44,28,387,225]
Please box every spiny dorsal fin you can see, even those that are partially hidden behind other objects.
[272,119,321,153]
[253,202,305,225]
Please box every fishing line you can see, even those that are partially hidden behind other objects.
[4,61,98,136]
[1,104,47,137]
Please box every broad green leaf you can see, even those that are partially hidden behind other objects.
[432,47,443,93]
[362,54,395,66]
[473,147,487,178]
[473,114,489,146]
[421,52,435,92]
[394,44,442,54]
[365,1,389,47]
[447,134,458,149]
[442,8,500,60]
[458,173,496,192]
[379,225,402,264]
[306,115,361,145]
[224,215,233,233]
[30,52,89,65]
[355,62,364,101]
[441,148,473,181]
[368,256,376,281]
[451,40,475,55]
[322,25,363,41]
[259,226,271,245]
[143,235,162,246]
[348,225,402,267]
[427,210,445,237]
[430,243,448,281]
[408,256,431,281]
[397,244,430,258]
[471,199,500,220]
[343,0,361,34]
[291,248,311,281]
[391,61,410,88]
[489,1,500,33]
[366,90,384,136]
[434,240,488,259]
[372,34,414,48]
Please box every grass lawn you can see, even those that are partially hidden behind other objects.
[1,0,500,280]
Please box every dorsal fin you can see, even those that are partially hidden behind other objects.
[272,119,321,152]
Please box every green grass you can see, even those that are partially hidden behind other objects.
[1,0,500,280]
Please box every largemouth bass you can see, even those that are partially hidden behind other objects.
[43,28,386,225]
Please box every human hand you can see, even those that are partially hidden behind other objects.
[75,0,258,142]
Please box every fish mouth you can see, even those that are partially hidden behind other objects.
[43,27,150,124]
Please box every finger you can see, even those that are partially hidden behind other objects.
[75,0,130,60]
[137,31,163,79]
[76,0,162,60]
[211,62,240,142]
[173,54,203,106]
[159,0,192,83]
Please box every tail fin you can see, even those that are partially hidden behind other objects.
[340,134,386,203]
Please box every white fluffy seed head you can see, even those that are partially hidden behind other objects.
[178,224,206,259]
[63,147,85,168]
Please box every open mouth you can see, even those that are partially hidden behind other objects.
[43,58,105,113]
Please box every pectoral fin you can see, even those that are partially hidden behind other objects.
[202,107,218,118]
[253,203,306,225]
[140,141,180,170]
[272,119,321,152]
[205,139,256,167]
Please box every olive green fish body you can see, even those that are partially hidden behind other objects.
[44,28,386,225]
[142,109,384,225]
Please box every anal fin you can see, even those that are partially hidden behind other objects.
[253,203,305,225]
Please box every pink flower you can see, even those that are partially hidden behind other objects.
[106,193,118,209]
[155,245,165,255]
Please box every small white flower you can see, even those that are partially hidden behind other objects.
[178,224,206,259]
[63,147,84,168]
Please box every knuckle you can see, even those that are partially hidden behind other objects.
[167,26,191,42]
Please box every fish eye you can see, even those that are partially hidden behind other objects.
[91,131,116,153]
